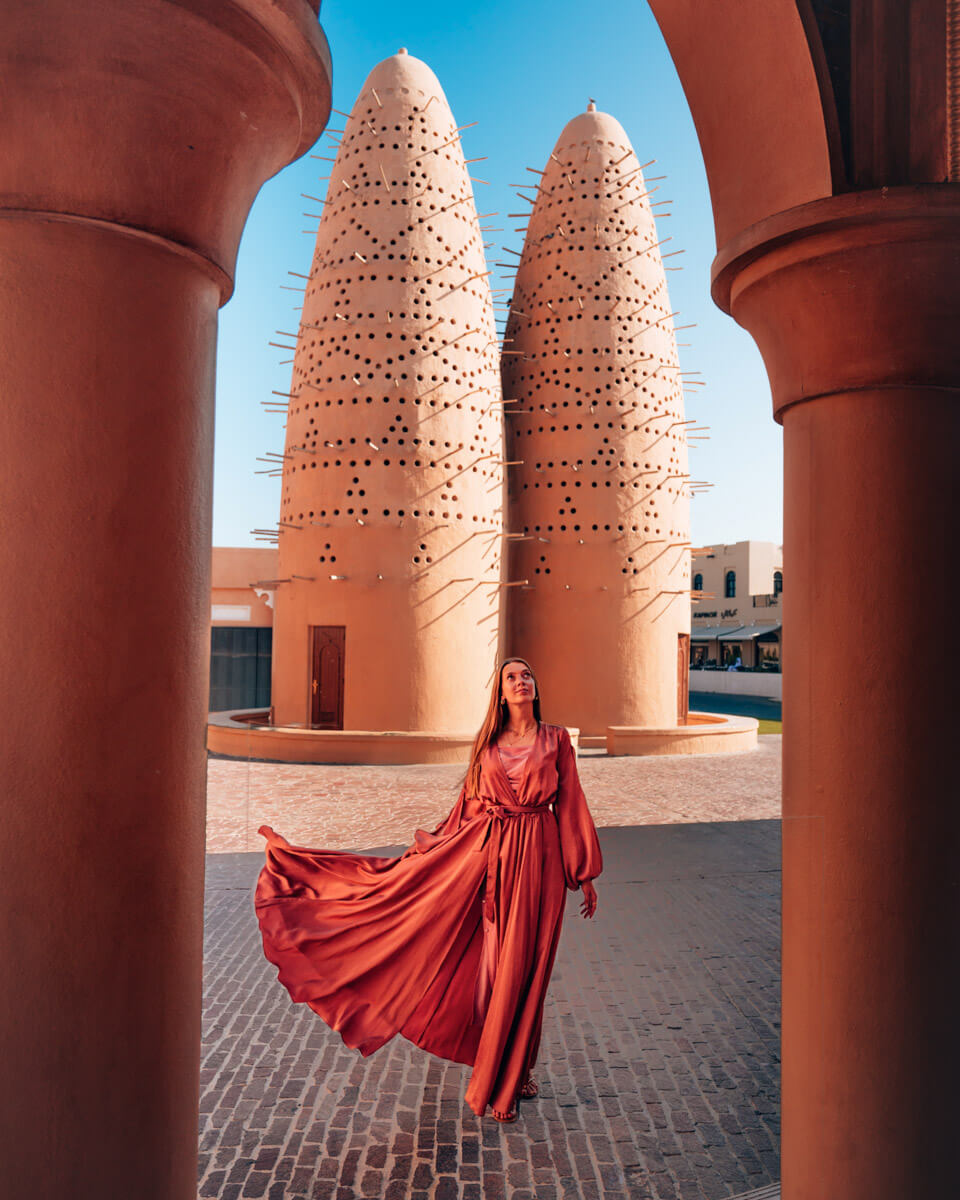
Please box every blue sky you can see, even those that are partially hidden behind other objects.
[213,0,782,550]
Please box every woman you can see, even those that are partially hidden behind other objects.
[255,657,602,1122]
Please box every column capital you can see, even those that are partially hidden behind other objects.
[0,0,332,301]
[711,185,960,421]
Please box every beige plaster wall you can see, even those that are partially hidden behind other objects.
[211,547,277,627]
[691,539,782,626]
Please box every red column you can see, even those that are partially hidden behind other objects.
[0,4,330,1198]
[714,187,960,1198]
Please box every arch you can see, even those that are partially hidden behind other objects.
[646,0,834,246]
[774,569,783,596]
[693,571,703,592]
[725,570,736,598]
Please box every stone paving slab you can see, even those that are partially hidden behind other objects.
[199,820,781,1200]
[205,736,781,854]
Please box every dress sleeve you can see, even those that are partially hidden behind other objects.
[554,727,603,890]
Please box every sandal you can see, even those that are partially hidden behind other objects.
[492,1107,517,1123]
[519,1075,539,1099]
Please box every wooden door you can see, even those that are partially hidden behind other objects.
[309,626,345,729]
[677,633,690,725]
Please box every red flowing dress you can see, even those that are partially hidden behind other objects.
[255,721,602,1116]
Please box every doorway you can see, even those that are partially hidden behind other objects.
[309,625,345,729]
[677,632,690,724]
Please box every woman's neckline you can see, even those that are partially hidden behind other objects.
[496,720,541,749]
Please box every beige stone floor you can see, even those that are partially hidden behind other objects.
[205,734,781,853]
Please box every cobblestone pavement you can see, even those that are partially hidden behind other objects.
[199,819,780,1200]
[205,736,781,854]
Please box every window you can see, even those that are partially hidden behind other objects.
[725,570,736,598]
[774,570,783,596]
[693,572,703,592]
[721,641,742,668]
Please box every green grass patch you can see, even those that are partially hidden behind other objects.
[757,719,782,734]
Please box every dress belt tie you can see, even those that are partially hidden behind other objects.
[477,801,553,922]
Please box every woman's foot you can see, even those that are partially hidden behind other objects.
[519,1075,539,1099]
[492,1107,517,1123]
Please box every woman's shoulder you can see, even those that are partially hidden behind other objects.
[539,722,572,744]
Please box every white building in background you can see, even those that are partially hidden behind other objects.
[690,540,782,672]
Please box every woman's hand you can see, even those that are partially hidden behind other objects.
[580,880,598,919]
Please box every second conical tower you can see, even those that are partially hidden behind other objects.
[270,50,505,741]
[502,104,691,738]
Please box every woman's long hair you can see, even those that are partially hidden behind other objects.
[462,657,543,798]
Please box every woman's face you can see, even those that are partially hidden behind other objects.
[501,661,536,706]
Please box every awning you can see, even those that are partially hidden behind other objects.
[690,624,744,641]
[718,623,781,640]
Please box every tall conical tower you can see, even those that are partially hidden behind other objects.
[503,103,691,738]
[270,50,504,741]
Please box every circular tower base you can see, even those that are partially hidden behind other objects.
[209,710,756,763]
[207,710,476,765]
[606,712,758,756]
